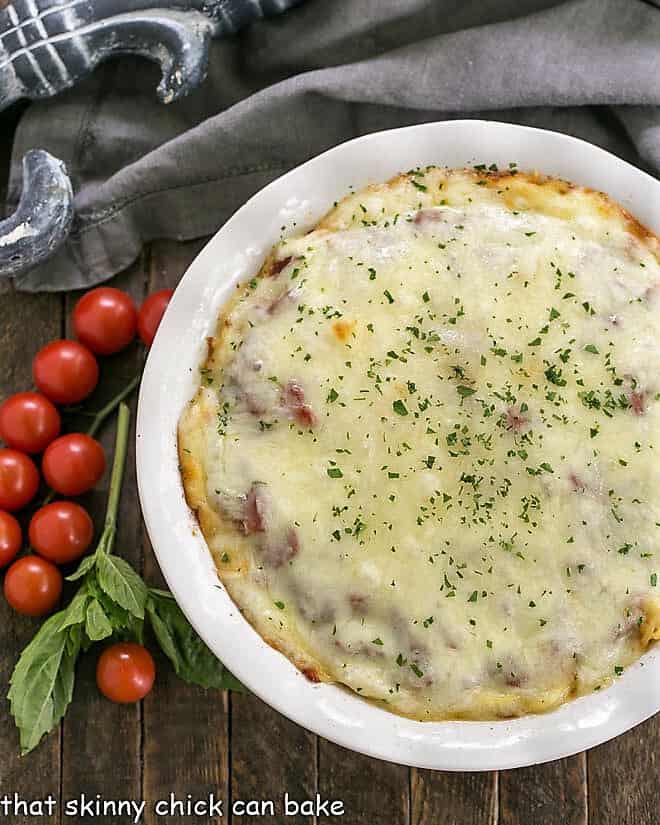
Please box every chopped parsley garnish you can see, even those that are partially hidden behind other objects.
[544,364,567,386]
[456,385,476,398]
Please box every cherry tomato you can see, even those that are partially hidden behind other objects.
[0,392,61,454]
[4,556,63,616]
[0,511,22,568]
[73,287,138,356]
[96,643,156,703]
[0,449,40,511]
[42,434,105,496]
[138,289,174,347]
[33,340,99,405]
[29,501,94,565]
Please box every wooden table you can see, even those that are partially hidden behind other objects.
[1,115,658,825]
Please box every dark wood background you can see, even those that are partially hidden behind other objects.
[0,104,658,825]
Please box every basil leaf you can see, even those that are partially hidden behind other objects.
[51,641,78,732]
[59,589,89,631]
[85,600,113,642]
[66,553,97,582]
[97,554,148,619]
[146,591,243,691]
[87,577,145,641]
[8,613,81,755]
[68,623,87,655]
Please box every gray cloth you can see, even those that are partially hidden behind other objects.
[7,0,660,292]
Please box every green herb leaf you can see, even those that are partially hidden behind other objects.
[66,553,97,582]
[456,386,476,398]
[97,554,148,619]
[146,591,243,691]
[58,589,90,631]
[392,400,409,416]
[8,613,81,755]
[544,365,567,387]
[85,599,114,642]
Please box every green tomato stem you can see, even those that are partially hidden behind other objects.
[87,373,141,439]
[101,401,131,552]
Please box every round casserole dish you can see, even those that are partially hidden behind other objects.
[137,120,660,770]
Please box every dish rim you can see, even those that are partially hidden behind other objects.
[137,119,660,771]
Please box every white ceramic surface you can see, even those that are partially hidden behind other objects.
[136,120,660,771]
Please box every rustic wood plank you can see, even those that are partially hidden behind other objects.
[588,715,660,825]
[231,693,318,824]
[141,238,230,825]
[318,741,409,825]
[412,769,496,825]
[500,754,587,825]
[0,282,63,820]
[60,261,148,824]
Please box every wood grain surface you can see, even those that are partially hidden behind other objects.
[0,108,658,825]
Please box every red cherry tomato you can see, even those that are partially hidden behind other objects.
[138,289,174,347]
[73,287,138,356]
[96,643,156,703]
[33,340,99,405]
[29,501,94,565]
[0,511,22,568]
[42,434,105,496]
[0,449,40,511]
[4,556,63,617]
[0,392,61,454]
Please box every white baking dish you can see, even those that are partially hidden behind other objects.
[136,120,660,770]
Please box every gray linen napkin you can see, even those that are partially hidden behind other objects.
[7,0,660,292]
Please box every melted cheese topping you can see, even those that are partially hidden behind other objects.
[179,168,660,719]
